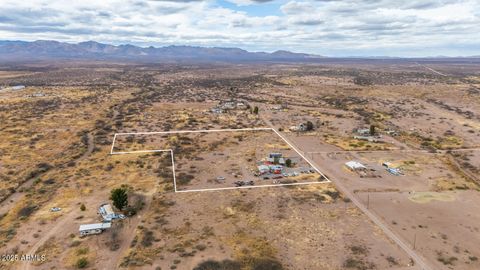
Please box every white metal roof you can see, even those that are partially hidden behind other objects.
[345,161,366,170]
[79,223,111,231]
[258,165,270,170]
[98,204,115,218]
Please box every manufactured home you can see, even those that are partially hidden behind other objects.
[79,223,111,236]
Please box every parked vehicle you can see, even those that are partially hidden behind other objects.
[234,180,254,186]
[234,181,244,187]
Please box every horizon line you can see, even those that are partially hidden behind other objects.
[1,39,480,59]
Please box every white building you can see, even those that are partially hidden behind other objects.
[266,157,285,165]
[11,85,25,91]
[354,135,382,142]
[98,203,125,222]
[289,123,307,132]
[79,223,111,236]
[345,161,367,171]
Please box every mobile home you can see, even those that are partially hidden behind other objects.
[79,223,111,236]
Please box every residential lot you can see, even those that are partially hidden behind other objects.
[113,129,324,191]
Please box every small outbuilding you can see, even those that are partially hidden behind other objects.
[99,204,115,221]
[267,153,285,165]
[11,85,25,91]
[345,161,367,171]
[266,157,285,165]
[354,128,371,136]
[387,168,403,176]
[258,165,270,175]
[268,153,283,159]
[99,203,125,222]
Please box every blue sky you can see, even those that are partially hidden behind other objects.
[0,0,479,57]
[216,0,284,17]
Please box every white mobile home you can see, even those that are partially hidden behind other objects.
[79,223,111,236]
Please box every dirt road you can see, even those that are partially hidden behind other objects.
[306,147,480,155]
[78,133,95,162]
[21,210,78,270]
[415,62,448,77]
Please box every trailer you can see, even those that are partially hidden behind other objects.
[79,222,111,236]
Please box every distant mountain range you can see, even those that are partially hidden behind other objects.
[0,40,324,62]
[1,40,479,63]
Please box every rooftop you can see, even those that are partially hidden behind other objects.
[79,223,111,231]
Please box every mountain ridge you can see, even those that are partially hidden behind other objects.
[1,40,479,62]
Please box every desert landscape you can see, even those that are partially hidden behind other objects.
[0,58,479,270]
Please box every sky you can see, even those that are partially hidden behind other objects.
[0,0,479,57]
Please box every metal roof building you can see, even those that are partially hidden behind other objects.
[79,223,112,232]
[345,161,367,171]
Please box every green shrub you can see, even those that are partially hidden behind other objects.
[110,187,128,210]
[76,257,88,268]
[193,259,241,270]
